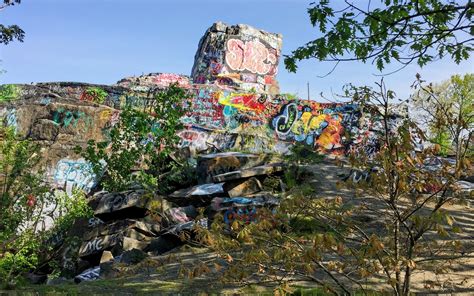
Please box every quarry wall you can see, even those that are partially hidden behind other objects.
[0,22,402,194]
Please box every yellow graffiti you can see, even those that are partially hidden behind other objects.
[218,92,265,112]
[317,116,344,150]
[292,112,326,135]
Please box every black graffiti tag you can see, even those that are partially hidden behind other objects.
[271,103,298,137]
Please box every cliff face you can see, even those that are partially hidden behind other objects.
[0,22,399,195]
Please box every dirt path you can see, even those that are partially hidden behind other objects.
[306,160,474,294]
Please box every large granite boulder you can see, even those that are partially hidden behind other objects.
[191,22,282,95]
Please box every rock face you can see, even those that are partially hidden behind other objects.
[191,22,282,95]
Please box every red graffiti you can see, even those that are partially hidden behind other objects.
[26,194,36,207]
[225,39,278,75]
[80,92,96,102]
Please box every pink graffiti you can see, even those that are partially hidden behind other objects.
[152,73,190,88]
[225,39,278,75]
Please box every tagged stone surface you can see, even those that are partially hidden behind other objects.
[213,163,285,183]
[196,152,261,184]
[224,177,263,197]
[191,22,282,95]
[167,183,225,206]
[79,219,159,257]
[94,190,150,219]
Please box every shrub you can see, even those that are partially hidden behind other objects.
[76,83,189,192]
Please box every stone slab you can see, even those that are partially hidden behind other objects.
[213,163,285,183]
[94,190,148,216]
[196,152,261,184]
[167,183,225,206]
[79,219,159,257]
[224,177,263,197]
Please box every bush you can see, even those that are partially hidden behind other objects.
[76,83,189,192]
[0,126,93,287]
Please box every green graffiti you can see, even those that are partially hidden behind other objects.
[0,84,19,102]
[81,87,108,104]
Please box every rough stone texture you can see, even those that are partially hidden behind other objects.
[224,177,263,197]
[117,72,191,89]
[196,152,261,184]
[94,190,153,220]
[79,219,159,257]
[167,183,225,206]
[213,163,285,182]
[100,251,114,264]
[191,22,282,95]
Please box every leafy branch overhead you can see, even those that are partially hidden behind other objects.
[285,0,474,72]
[1,0,24,45]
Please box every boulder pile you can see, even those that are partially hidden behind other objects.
[43,151,285,283]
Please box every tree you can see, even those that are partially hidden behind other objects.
[412,73,474,174]
[0,126,92,288]
[285,0,474,73]
[193,81,467,295]
[76,83,189,192]
[1,0,24,45]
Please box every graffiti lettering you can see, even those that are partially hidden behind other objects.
[271,103,298,137]
[80,87,108,104]
[81,237,103,254]
[6,109,18,131]
[225,39,278,75]
[53,159,98,194]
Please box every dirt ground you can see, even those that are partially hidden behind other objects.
[308,160,474,295]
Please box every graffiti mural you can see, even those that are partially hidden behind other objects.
[6,109,18,131]
[191,23,282,94]
[225,39,278,75]
[80,87,108,104]
[53,158,99,194]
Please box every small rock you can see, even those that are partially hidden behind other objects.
[166,205,198,224]
[100,250,114,264]
[46,277,70,285]
[74,266,100,283]
[94,190,150,220]
[122,236,150,252]
[24,272,47,285]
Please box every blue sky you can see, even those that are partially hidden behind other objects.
[1,0,472,101]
